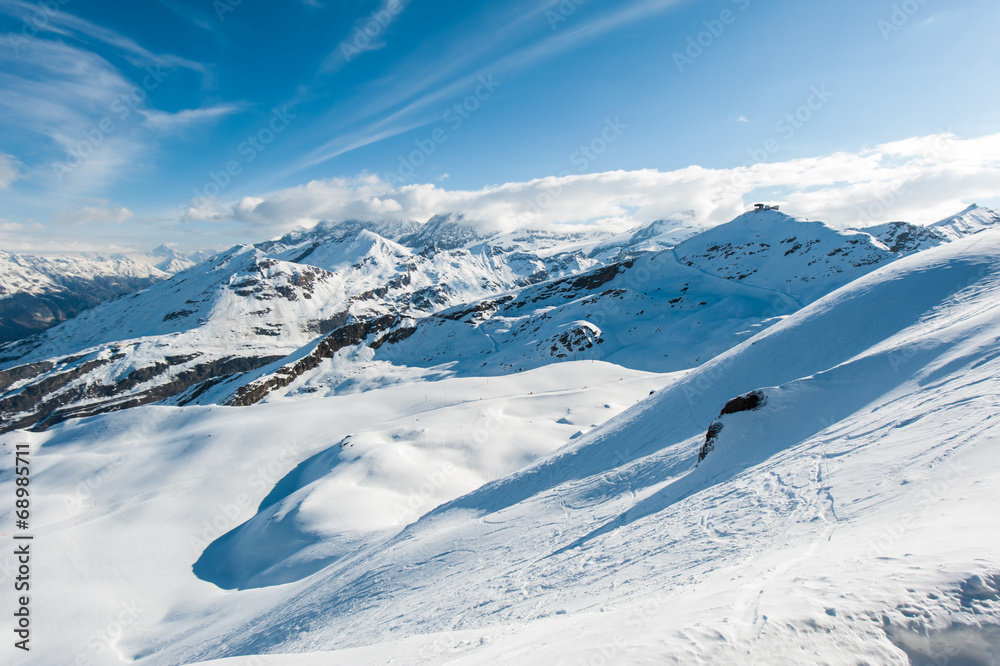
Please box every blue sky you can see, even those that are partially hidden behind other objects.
[1,0,999,252]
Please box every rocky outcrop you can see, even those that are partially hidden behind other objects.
[226,315,404,407]
[698,390,768,463]
[0,354,284,434]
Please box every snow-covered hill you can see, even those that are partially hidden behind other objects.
[860,203,1000,255]
[0,211,714,431]
[929,203,1000,240]
[8,207,986,434]
[3,223,999,665]
[222,210,898,407]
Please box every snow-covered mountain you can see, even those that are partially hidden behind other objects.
[929,203,1000,240]
[0,209,909,432]
[137,245,215,273]
[860,203,1000,254]
[0,219,581,430]
[219,210,901,408]
[3,214,1000,665]
[0,247,210,342]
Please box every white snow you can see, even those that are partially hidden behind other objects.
[2,209,1000,665]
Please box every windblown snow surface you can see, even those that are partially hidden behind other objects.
[3,230,1000,664]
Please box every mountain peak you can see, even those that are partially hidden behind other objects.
[730,208,800,225]
[929,204,1000,240]
[399,213,482,251]
[675,209,893,304]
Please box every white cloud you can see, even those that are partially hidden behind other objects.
[295,0,686,174]
[0,0,209,78]
[0,220,30,233]
[199,131,1000,237]
[181,198,231,224]
[141,104,243,133]
[53,203,134,227]
[0,219,47,251]
[0,152,21,188]
[0,39,149,194]
[321,0,412,72]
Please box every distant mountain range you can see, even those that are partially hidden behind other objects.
[0,245,212,342]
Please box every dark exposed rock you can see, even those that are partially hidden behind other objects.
[0,354,284,434]
[514,259,634,307]
[290,242,322,264]
[371,326,417,349]
[569,260,634,291]
[551,325,603,356]
[0,358,111,417]
[699,422,724,462]
[163,309,197,322]
[0,360,56,393]
[226,315,403,407]
[308,311,351,335]
[0,361,56,391]
[435,295,516,323]
[253,327,282,337]
[720,390,768,415]
[698,390,769,463]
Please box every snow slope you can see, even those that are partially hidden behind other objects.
[1,210,895,434]
[147,230,1000,665]
[3,230,1000,665]
[860,204,1000,255]
[929,203,1000,241]
[0,360,669,665]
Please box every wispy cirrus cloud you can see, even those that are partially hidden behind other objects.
[151,0,214,32]
[0,2,232,200]
[206,132,1000,236]
[319,0,412,74]
[141,104,244,133]
[0,39,145,191]
[0,0,211,80]
[291,0,686,175]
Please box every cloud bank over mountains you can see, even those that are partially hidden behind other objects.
[186,131,1000,238]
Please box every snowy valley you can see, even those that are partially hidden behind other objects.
[1,205,999,665]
